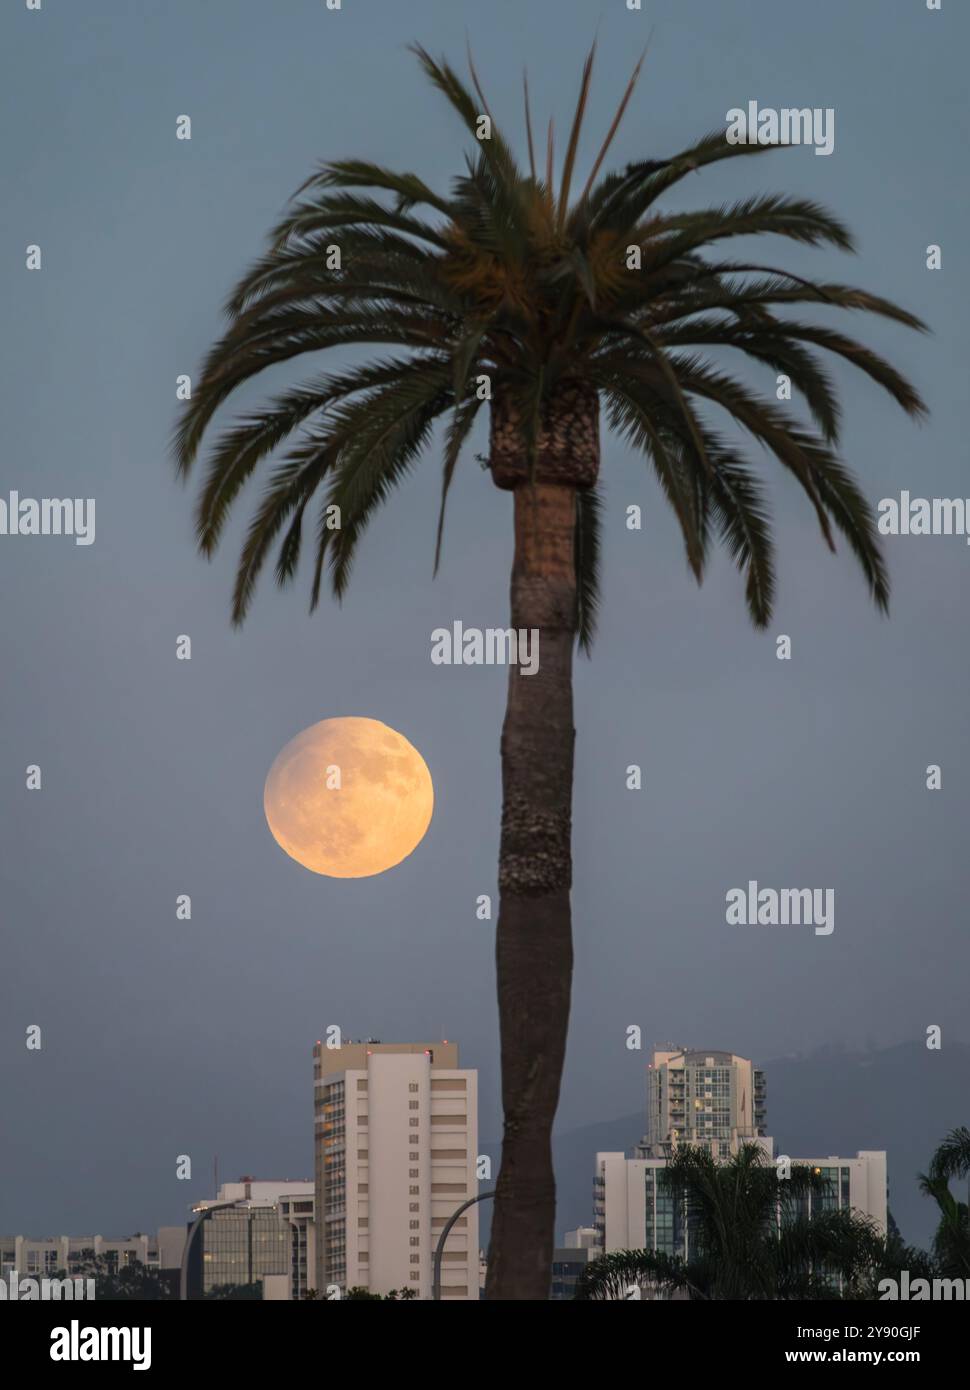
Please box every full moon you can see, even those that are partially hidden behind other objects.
[263,717,434,878]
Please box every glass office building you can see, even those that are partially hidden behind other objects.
[186,1204,290,1297]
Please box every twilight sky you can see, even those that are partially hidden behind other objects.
[1,0,967,1240]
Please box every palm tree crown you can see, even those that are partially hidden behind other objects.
[174,43,926,643]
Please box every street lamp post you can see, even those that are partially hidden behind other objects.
[432,1191,494,1302]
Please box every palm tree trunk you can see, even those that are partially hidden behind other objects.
[485,479,577,1300]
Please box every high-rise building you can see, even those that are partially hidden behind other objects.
[313,1039,478,1300]
[638,1048,767,1158]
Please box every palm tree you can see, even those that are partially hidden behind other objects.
[575,1144,883,1300]
[859,1211,937,1298]
[919,1126,970,1276]
[173,44,926,1299]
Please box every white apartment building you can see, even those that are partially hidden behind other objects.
[639,1048,767,1158]
[563,1227,599,1250]
[595,1138,888,1256]
[313,1039,478,1300]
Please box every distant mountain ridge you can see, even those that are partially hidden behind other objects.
[548,1041,970,1250]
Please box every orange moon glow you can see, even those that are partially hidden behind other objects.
[263,717,434,878]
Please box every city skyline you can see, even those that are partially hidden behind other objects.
[3,1032,955,1264]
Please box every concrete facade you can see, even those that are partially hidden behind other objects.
[313,1039,478,1300]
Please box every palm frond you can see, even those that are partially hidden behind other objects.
[522,71,537,182]
[929,1128,970,1184]
[557,44,596,231]
[575,484,602,654]
[577,47,649,205]
[294,158,453,216]
[409,45,522,197]
[193,356,432,555]
[590,366,706,581]
[434,387,485,574]
[588,128,787,232]
[317,367,453,600]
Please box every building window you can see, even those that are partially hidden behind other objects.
[409,1100,419,1110]
[409,1083,419,1093]
[410,1237,420,1246]
[409,1203,419,1212]
[409,1152,419,1161]
[409,1220,420,1230]
[409,1186,420,1195]
[409,1118,419,1127]
[410,1255,420,1264]
[409,1169,419,1178]
[410,1272,419,1281]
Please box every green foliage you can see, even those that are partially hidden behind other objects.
[202,1281,262,1300]
[176,45,926,640]
[50,1255,170,1302]
[918,1127,970,1277]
